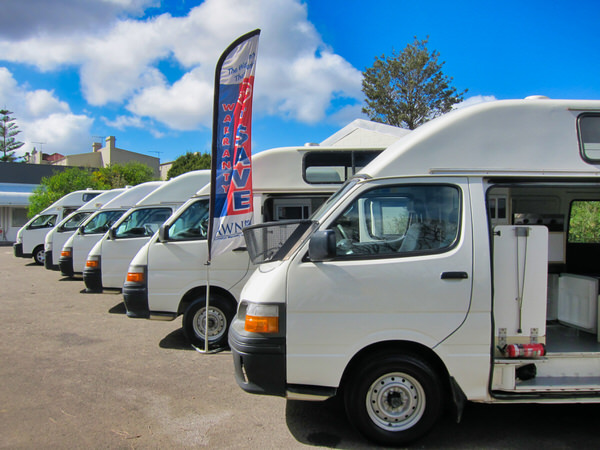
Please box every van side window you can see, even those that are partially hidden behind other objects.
[114,207,172,238]
[303,150,381,184]
[329,185,460,257]
[28,214,57,229]
[568,200,600,243]
[578,114,600,162]
[168,199,210,241]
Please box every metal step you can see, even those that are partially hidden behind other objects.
[515,376,600,392]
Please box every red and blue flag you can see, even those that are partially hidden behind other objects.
[208,29,260,261]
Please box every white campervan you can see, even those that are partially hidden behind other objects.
[59,182,163,277]
[230,98,600,446]
[83,170,210,292]
[44,188,125,270]
[13,189,104,265]
[123,146,389,350]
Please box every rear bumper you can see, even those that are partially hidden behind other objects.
[122,283,150,318]
[83,267,103,293]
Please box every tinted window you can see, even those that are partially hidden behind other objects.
[578,114,600,162]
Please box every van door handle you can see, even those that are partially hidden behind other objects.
[441,271,468,280]
[232,246,247,252]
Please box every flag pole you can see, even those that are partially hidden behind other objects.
[200,29,260,354]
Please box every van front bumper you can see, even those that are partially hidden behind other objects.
[83,267,103,293]
[123,283,150,318]
[44,251,58,270]
[13,243,23,258]
[228,316,286,397]
[59,256,74,277]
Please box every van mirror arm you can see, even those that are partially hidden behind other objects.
[308,230,336,262]
[158,224,170,242]
[108,227,116,240]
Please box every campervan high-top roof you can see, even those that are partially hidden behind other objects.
[98,181,163,210]
[75,188,126,211]
[362,97,600,179]
[134,170,210,207]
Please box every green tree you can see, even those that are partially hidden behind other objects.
[27,162,155,217]
[92,161,156,188]
[166,152,211,179]
[28,167,99,217]
[362,37,467,130]
[0,109,25,162]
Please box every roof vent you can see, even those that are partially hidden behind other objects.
[304,142,320,147]
[525,95,549,100]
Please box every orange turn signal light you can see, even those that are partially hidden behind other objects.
[245,315,279,333]
[126,272,145,283]
[86,259,99,268]
[61,250,71,257]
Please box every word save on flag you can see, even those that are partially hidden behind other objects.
[208,29,260,262]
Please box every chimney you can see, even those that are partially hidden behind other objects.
[106,136,116,151]
[92,142,102,152]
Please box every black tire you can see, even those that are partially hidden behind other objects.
[344,353,443,446]
[33,245,45,265]
[182,294,235,351]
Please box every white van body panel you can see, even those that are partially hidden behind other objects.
[145,235,250,312]
[45,189,125,267]
[282,178,478,387]
[88,171,210,289]
[64,182,163,273]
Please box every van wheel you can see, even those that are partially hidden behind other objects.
[33,245,45,265]
[344,353,443,446]
[182,294,235,351]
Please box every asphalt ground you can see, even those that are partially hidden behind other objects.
[2,247,600,449]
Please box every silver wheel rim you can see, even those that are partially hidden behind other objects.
[366,371,426,431]
[36,249,45,263]
[192,306,227,342]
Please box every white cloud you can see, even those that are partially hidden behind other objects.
[0,0,157,39]
[454,95,498,109]
[0,0,363,132]
[0,67,93,156]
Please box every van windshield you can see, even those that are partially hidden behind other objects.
[114,207,172,238]
[310,178,362,222]
[244,220,318,264]
[82,210,125,234]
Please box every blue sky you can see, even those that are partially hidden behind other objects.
[0,0,599,164]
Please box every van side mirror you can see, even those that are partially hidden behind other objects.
[158,224,170,242]
[308,230,336,262]
[108,227,116,240]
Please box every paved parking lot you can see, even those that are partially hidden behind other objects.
[2,246,600,449]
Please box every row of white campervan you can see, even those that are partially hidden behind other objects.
[13,144,388,352]
[14,97,600,446]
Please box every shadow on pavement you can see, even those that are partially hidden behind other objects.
[159,328,195,351]
[108,302,127,314]
[285,398,600,449]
